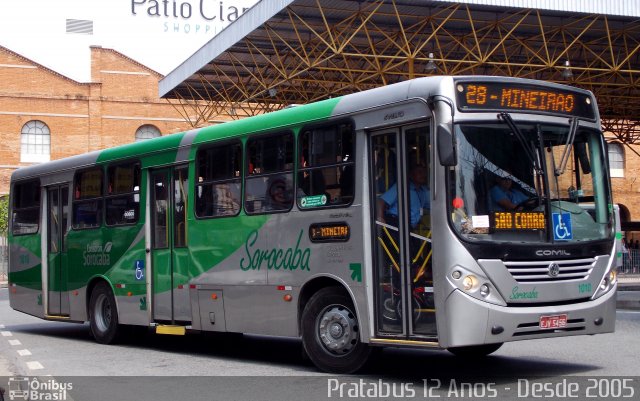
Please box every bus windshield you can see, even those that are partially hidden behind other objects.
[449,119,612,244]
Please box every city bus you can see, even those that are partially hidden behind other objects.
[8,76,617,373]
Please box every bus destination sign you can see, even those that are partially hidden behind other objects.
[493,211,545,231]
[456,81,596,119]
[309,222,350,242]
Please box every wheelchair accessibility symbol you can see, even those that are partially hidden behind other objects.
[552,212,572,241]
[135,260,145,281]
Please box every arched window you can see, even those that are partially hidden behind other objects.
[608,142,624,178]
[21,120,51,163]
[135,125,161,142]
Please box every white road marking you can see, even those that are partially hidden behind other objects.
[8,339,21,346]
[26,361,44,370]
[1,331,12,337]
[17,349,32,356]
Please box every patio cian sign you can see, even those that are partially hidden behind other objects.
[131,0,254,34]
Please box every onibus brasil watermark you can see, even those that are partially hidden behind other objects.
[6,377,72,401]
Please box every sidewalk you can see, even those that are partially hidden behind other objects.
[617,274,640,310]
[0,275,16,378]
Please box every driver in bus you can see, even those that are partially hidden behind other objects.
[490,174,528,211]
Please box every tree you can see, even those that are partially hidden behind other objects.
[0,195,8,236]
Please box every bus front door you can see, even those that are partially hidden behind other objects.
[370,125,437,339]
[150,166,191,324]
[46,185,69,317]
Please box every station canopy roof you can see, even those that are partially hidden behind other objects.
[159,0,640,143]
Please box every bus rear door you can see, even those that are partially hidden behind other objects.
[369,124,437,339]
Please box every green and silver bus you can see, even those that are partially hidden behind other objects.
[8,76,617,373]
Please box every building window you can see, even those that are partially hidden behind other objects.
[135,125,161,142]
[608,142,624,178]
[21,120,51,163]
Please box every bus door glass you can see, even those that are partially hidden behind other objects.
[46,185,69,316]
[150,166,191,323]
[370,124,436,338]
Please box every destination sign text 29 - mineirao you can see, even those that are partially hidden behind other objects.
[455,81,595,119]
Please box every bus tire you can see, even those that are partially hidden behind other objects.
[447,343,503,358]
[89,282,121,344]
[301,287,370,374]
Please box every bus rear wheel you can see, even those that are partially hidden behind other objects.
[447,343,503,358]
[89,282,121,344]
[301,287,370,374]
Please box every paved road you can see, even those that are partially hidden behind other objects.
[1,287,639,400]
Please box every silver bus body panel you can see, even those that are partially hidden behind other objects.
[442,285,616,348]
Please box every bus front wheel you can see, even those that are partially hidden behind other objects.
[89,282,121,344]
[301,287,371,374]
[447,343,503,358]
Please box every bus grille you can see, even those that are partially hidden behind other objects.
[504,258,595,283]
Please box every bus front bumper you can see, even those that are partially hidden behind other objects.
[440,286,616,348]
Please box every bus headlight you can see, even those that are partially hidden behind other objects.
[593,267,617,299]
[462,275,478,291]
[448,265,506,306]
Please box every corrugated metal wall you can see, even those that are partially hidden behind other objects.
[432,0,640,17]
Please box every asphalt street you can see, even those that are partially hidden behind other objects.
[0,279,639,401]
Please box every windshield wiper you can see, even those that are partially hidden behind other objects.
[497,112,543,174]
[555,117,579,176]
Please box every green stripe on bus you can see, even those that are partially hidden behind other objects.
[193,97,342,145]
[96,132,186,165]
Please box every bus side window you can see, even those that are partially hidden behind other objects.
[11,179,41,235]
[297,122,355,208]
[245,132,294,214]
[72,168,103,229]
[195,141,242,218]
[105,161,140,226]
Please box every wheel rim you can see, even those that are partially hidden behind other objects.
[316,304,359,355]
[94,293,111,333]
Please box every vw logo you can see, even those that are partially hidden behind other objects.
[548,263,560,277]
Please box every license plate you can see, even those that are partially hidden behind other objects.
[539,314,568,329]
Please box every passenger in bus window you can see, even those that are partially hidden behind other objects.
[377,163,430,230]
[490,174,528,211]
[265,176,292,211]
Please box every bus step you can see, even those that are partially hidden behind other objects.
[155,325,187,336]
[45,314,71,320]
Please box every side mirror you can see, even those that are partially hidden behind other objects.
[437,123,457,166]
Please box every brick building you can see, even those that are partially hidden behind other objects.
[0,44,201,196]
[607,140,640,231]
